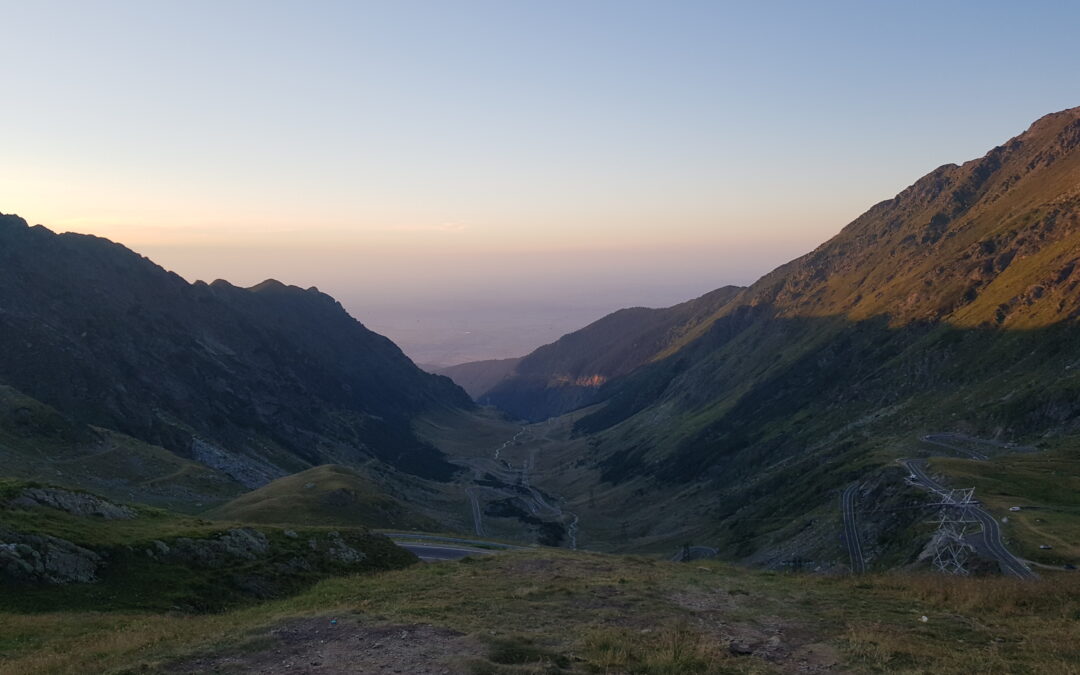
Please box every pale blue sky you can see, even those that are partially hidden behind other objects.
[2,1,1078,362]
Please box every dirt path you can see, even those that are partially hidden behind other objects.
[167,617,483,674]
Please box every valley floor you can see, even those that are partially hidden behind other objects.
[418,407,1080,579]
[3,549,1079,674]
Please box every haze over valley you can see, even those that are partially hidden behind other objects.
[114,204,847,367]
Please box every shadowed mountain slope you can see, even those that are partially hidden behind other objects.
[477,285,744,420]
[580,107,1080,444]
[493,107,1080,431]
[436,357,521,399]
[483,107,1080,559]
[0,384,244,511]
[0,217,473,487]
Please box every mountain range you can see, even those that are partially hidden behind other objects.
[2,106,1079,568]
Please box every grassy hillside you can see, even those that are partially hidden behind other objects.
[0,479,415,614]
[207,464,441,531]
[1,548,1077,674]
[0,385,243,512]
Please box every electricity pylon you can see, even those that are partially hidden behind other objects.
[931,488,977,575]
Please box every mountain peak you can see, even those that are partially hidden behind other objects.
[249,278,290,293]
[0,221,473,487]
[743,105,1080,328]
[0,212,29,229]
[1023,104,1080,135]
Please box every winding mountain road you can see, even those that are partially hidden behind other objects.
[385,533,522,562]
[454,423,579,548]
[919,432,1037,461]
[465,487,486,536]
[919,434,989,461]
[397,543,494,561]
[841,483,866,574]
[381,533,520,548]
[903,459,1036,579]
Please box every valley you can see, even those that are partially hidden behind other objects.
[420,106,1080,576]
[4,105,1080,673]
[5,107,1080,573]
[6,3,1080,671]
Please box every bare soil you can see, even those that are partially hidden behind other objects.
[166,617,483,674]
[670,590,845,673]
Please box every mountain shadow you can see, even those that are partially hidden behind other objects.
[0,215,473,487]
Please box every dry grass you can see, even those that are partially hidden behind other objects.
[897,573,1080,617]
[2,552,1080,674]
[832,573,1080,673]
[0,612,234,674]
[580,620,764,674]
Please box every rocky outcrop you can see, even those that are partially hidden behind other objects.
[8,487,136,520]
[151,528,380,571]
[0,529,102,584]
[311,531,367,564]
[164,528,271,568]
[191,438,282,489]
[0,522,414,595]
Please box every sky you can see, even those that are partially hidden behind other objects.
[3,1,1079,365]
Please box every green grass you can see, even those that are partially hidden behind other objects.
[0,483,416,614]
[206,464,441,531]
[0,385,243,512]
[0,479,227,547]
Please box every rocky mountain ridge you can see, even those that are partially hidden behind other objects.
[0,216,473,490]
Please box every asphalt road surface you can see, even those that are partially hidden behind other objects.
[465,487,486,536]
[380,533,520,549]
[396,542,495,562]
[841,483,866,574]
[386,533,523,562]
[903,459,1036,579]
